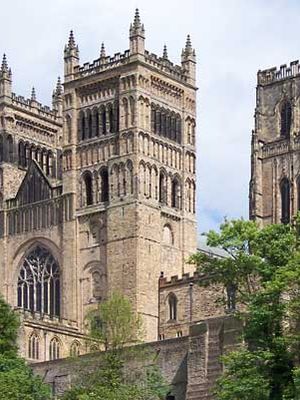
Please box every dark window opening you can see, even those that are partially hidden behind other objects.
[100,168,109,202]
[280,101,292,138]
[281,178,290,224]
[84,173,93,206]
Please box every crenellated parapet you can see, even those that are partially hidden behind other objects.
[258,60,300,86]
[159,271,200,288]
[11,93,61,122]
[66,9,196,87]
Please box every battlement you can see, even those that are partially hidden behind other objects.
[258,60,300,86]
[159,271,200,288]
[74,49,131,78]
[73,48,188,84]
[11,93,60,122]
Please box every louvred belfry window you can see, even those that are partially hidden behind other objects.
[280,101,292,138]
[17,246,60,317]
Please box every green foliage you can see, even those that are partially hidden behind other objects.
[87,292,143,351]
[190,215,300,400]
[0,296,19,355]
[0,354,51,400]
[63,294,169,400]
[215,350,272,400]
[0,296,51,399]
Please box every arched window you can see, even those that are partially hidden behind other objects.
[168,293,177,321]
[79,111,86,141]
[17,245,60,316]
[159,172,167,205]
[18,141,26,167]
[123,98,129,129]
[100,168,109,202]
[88,110,93,139]
[280,101,292,138]
[49,337,60,360]
[70,341,80,357]
[66,115,72,143]
[171,178,180,209]
[101,107,107,134]
[83,172,93,206]
[280,178,290,224]
[7,135,13,162]
[93,108,99,137]
[108,105,114,133]
[28,333,39,360]
[163,224,173,245]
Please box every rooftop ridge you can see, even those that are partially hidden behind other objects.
[11,92,60,121]
[258,60,300,85]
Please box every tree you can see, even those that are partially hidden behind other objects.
[0,296,19,355]
[0,296,51,400]
[88,291,143,351]
[61,293,169,400]
[189,217,300,400]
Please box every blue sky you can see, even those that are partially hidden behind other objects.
[1,0,299,233]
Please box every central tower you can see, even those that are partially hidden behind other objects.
[62,10,197,340]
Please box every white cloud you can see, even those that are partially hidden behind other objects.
[1,0,299,233]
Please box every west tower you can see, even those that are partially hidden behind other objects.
[250,61,300,226]
[62,10,197,340]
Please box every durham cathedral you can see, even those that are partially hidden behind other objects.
[0,8,298,399]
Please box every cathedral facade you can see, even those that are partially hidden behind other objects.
[250,60,300,225]
[0,10,198,362]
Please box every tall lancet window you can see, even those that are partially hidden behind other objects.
[280,178,290,224]
[17,246,60,317]
[280,101,292,138]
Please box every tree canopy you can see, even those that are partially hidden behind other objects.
[61,292,170,400]
[0,296,51,400]
[189,217,300,400]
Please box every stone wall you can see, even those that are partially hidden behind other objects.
[32,315,243,400]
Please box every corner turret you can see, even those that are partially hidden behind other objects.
[64,30,79,81]
[52,77,63,118]
[181,35,196,85]
[0,54,12,101]
[129,9,145,55]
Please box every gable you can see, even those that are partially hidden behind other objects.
[16,160,52,206]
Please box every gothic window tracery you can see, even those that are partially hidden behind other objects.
[17,246,60,316]
[28,333,40,360]
[70,341,80,357]
[151,103,182,144]
[280,100,292,138]
[49,337,60,360]
[280,177,290,224]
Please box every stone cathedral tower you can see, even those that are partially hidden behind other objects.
[250,61,300,225]
[62,9,197,339]
[0,9,197,361]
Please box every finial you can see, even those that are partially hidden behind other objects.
[100,42,106,58]
[56,76,62,96]
[31,87,36,101]
[186,34,192,50]
[163,44,168,60]
[133,8,141,29]
[68,30,76,49]
[1,54,8,72]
